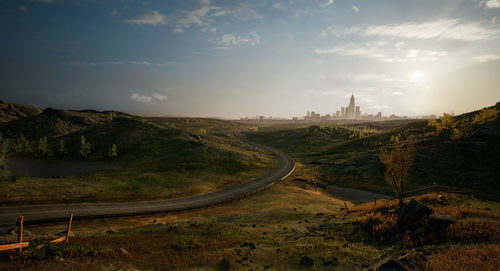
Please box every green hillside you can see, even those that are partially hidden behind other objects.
[0,105,275,204]
[247,103,500,198]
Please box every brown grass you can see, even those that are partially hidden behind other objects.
[446,218,500,242]
[433,205,500,220]
[426,244,500,271]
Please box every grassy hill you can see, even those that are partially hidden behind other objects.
[0,104,275,204]
[247,103,500,199]
[0,101,42,123]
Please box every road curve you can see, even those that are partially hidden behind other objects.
[0,140,295,226]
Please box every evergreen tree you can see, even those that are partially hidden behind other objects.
[38,137,48,156]
[0,155,10,178]
[79,136,91,158]
[2,139,10,155]
[59,139,67,155]
[1,138,10,178]
[109,144,118,158]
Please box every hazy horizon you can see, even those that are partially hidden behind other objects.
[1,0,499,118]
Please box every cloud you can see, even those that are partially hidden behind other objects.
[130,93,152,103]
[315,42,448,62]
[322,19,500,41]
[126,10,166,26]
[392,91,404,96]
[62,61,97,66]
[352,6,360,12]
[272,2,285,9]
[314,41,387,58]
[110,9,120,17]
[471,54,500,62]
[364,19,499,41]
[345,73,406,83]
[321,0,334,8]
[30,0,55,3]
[213,31,260,49]
[130,92,168,103]
[152,93,168,101]
[18,6,27,12]
[481,0,500,8]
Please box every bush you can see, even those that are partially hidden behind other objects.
[446,218,500,242]
[426,244,500,271]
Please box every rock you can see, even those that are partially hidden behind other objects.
[364,252,427,271]
[301,256,314,267]
[241,242,256,250]
[399,199,431,228]
[322,257,338,266]
[300,185,311,190]
[106,229,117,234]
[427,215,456,232]
[119,248,129,256]
[217,259,230,271]
[398,252,427,270]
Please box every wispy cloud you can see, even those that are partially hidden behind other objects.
[272,2,285,9]
[320,0,334,8]
[63,60,171,67]
[352,6,360,12]
[471,54,500,62]
[315,41,448,62]
[62,61,97,66]
[322,19,500,41]
[126,10,166,26]
[130,92,168,103]
[30,0,55,3]
[213,31,260,50]
[481,0,500,9]
[130,93,152,103]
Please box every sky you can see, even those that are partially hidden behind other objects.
[0,0,499,118]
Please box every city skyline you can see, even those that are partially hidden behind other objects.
[0,0,499,118]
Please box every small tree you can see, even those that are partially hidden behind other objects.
[79,136,91,158]
[59,139,67,155]
[2,139,10,155]
[379,136,416,207]
[38,137,48,156]
[1,139,10,178]
[109,144,118,158]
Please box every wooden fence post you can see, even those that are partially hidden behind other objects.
[344,201,349,213]
[65,213,73,243]
[374,196,377,206]
[17,216,23,253]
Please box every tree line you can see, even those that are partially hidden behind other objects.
[0,134,118,178]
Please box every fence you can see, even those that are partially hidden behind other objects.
[0,213,73,253]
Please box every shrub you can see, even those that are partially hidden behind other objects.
[426,244,500,271]
[446,218,500,242]
[360,212,396,242]
[472,108,499,125]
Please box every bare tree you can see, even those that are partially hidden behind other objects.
[379,136,416,207]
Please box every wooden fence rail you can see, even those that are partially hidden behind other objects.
[0,213,73,253]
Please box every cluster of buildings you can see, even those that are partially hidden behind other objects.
[239,94,409,122]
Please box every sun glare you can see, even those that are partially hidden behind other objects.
[412,71,424,81]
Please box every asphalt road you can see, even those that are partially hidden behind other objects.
[0,142,295,226]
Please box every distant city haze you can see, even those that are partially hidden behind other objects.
[0,0,499,118]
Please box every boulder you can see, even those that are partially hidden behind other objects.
[427,215,456,232]
[364,252,427,271]
[399,199,431,228]
[301,256,314,267]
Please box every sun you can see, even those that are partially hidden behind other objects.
[412,71,424,81]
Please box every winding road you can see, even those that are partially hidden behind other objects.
[0,141,295,226]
